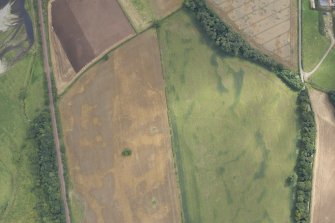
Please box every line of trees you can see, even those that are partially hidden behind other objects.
[183,0,304,91]
[29,110,66,223]
[294,90,317,223]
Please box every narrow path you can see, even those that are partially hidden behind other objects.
[299,0,335,81]
[37,1,71,222]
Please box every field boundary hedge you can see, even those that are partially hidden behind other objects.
[183,1,317,222]
[293,90,316,223]
[183,0,304,91]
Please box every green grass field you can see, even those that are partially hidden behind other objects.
[302,0,330,72]
[0,2,47,222]
[0,49,46,223]
[309,48,335,91]
[159,11,298,223]
[118,0,154,31]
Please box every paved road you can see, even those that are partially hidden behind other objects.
[37,1,71,222]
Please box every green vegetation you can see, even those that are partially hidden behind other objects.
[159,11,299,223]
[120,0,154,31]
[122,148,132,156]
[0,41,45,223]
[184,0,303,91]
[0,1,65,222]
[309,49,335,91]
[302,0,330,72]
[328,91,335,107]
[29,110,65,222]
[293,90,316,223]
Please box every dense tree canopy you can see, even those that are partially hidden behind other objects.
[184,0,304,91]
[29,110,65,223]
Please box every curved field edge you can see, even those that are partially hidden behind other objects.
[158,10,299,223]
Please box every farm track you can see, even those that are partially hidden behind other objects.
[299,0,335,81]
[37,0,71,222]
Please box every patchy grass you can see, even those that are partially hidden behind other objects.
[159,11,298,223]
[0,49,46,222]
[309,48,335,91]
[0,1,50,222]
[302,0,330,72]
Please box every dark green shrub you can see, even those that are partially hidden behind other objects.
[122,148,132,156]
[328,91,335,107]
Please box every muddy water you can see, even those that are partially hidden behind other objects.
[13,0,34,45]
[0,0,34,73]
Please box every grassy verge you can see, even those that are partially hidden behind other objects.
[118,0,154,31]
[302,0,330,72]
[309,48,335,91]
[159,10,299,223]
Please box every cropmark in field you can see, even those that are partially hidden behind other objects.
[60,30,181,223]
[206,0,298,68]
[159,11,299,223]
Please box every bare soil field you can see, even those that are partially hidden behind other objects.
[118,0,182,31]
[51,0,134,73]
[310,89,335,223]
[48,24,76,93]
[206,0,298,68]
[60,30,181,223]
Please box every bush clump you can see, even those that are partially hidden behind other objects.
[122,148,132,156]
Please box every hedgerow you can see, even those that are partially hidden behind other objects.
[29,110,66,223]
[293,90,316,223]
[183,0,304,91]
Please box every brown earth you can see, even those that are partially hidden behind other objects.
[60,29,181,223]
[150,0,182,18]
[206,0,298,69]
[118,0,182,31]
[309,89,335,223]
[51,0,134,72]
[48,23,76,93]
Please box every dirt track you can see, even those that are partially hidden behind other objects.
[309,89,335,223]
[51,0,134,72]
[60,30,181,223]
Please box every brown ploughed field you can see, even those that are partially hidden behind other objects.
[310,89,335,223]
[51,0,134,72]
[206,0,298,68]
[60,29,181,223]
